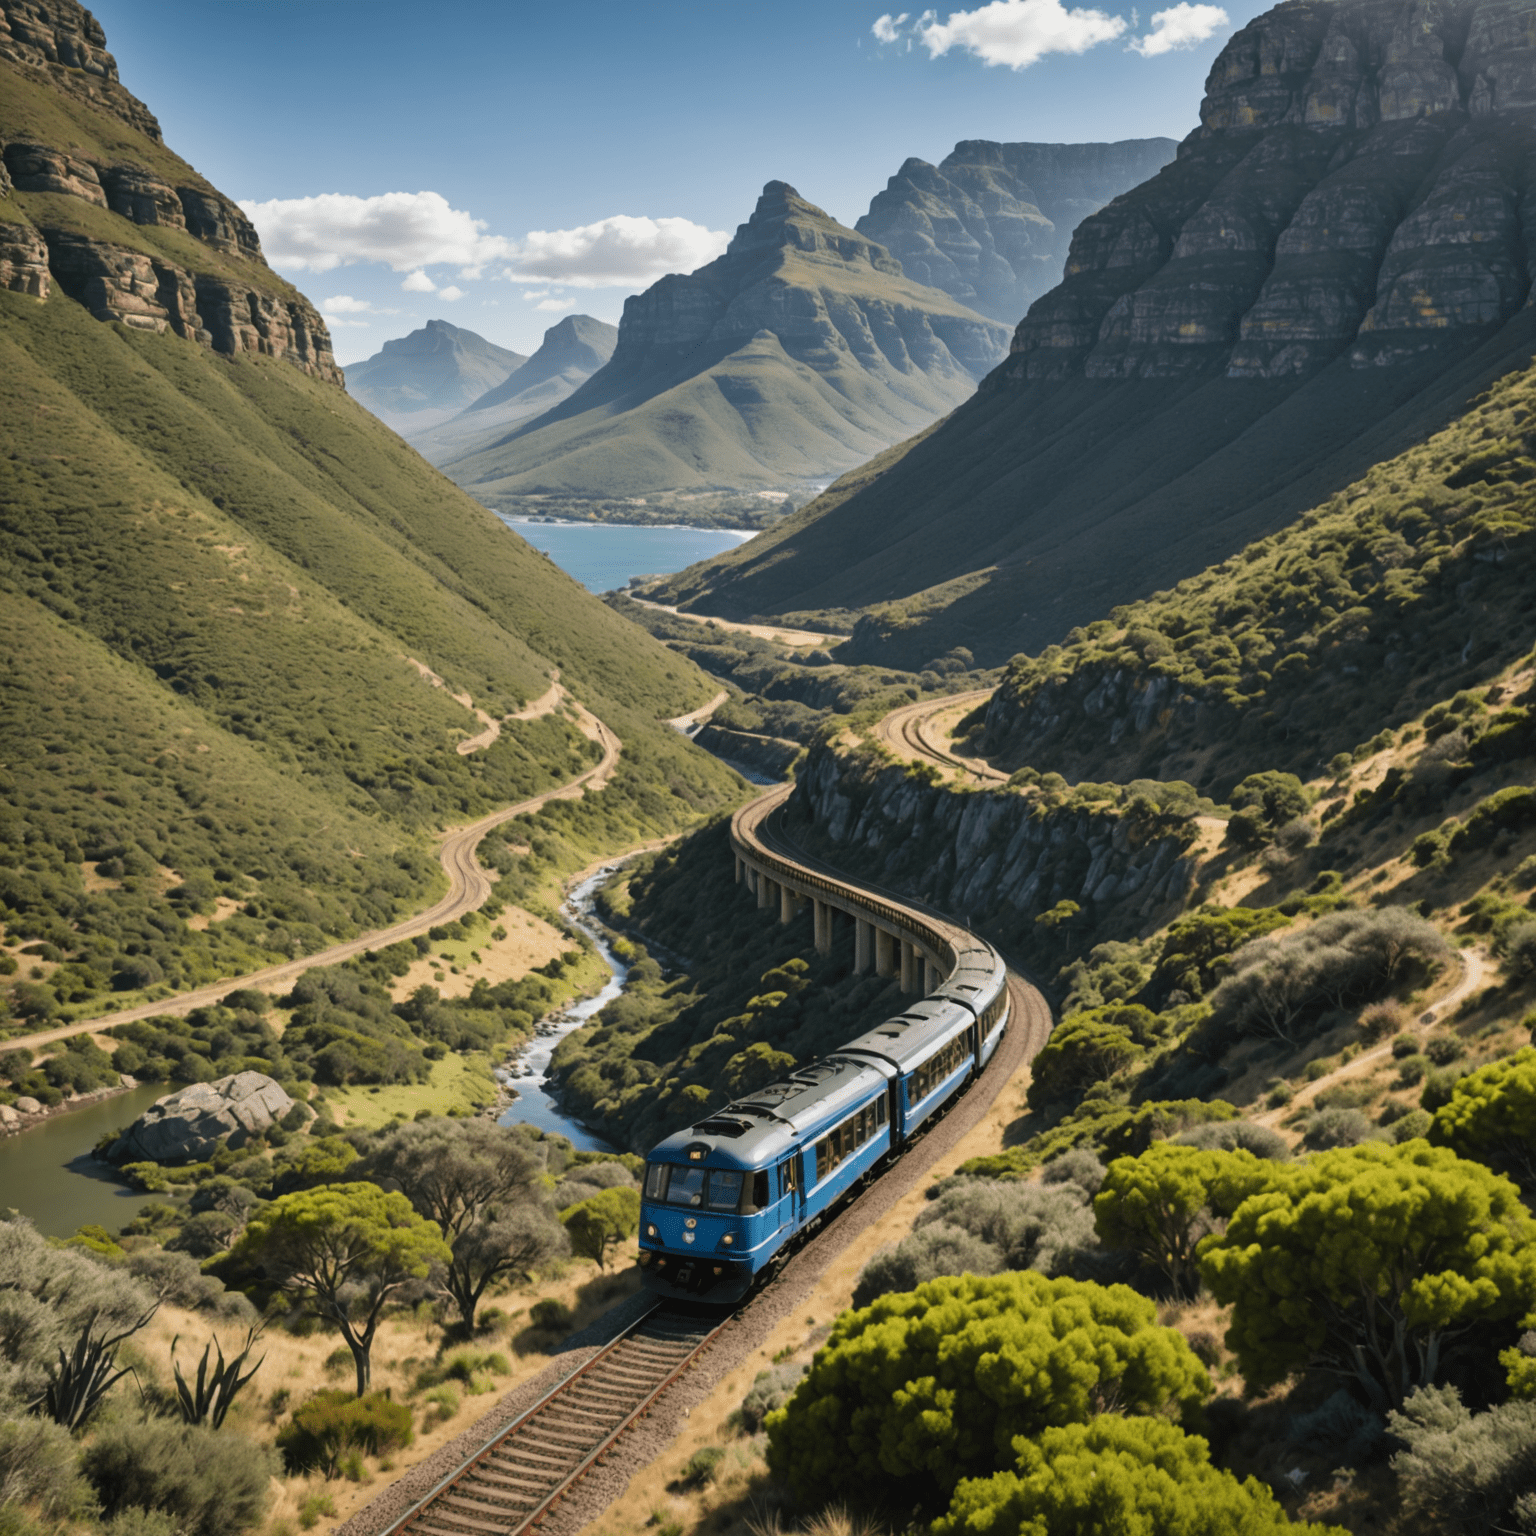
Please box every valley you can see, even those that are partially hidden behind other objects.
[6,1,1536,1535]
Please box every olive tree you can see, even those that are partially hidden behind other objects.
[227,1183,448,1394]
[764,1272,1209,1513]
[358,1119,566,1331]
[1199,1142,1536,1411]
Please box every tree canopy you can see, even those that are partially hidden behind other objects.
[561,1186,640,1271]
[226,1182,448,1394]
[1429,1045,1536,1193]
[935,1415,1348,1536]
[1198,1141,1536,1410]
[764,1272,1210,1512]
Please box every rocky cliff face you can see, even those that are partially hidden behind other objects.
[653,0,1536,669]
[438,182,1011,507]
[786,744,1196,967]
[0,0,341,384]
[856,139,1178,325]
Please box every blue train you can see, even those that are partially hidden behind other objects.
[638,937,1010,1302]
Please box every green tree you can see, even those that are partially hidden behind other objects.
[226,1182,448,1394]
[358,1118,565,1332]
[764,1272,1209,1513]
[1199,1141,1536,1410]
[1230,771,1311,829]
[1153,906,1292,1000]
[935,1415,1347,1536]
[1094,1144,1266,1299]
[1027,1005,1161,1111]
[1428,1046,1536,1193]
[561,1186,640,1270]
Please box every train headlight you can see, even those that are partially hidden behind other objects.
[721,1234,733,1246]
[646,1224,657,1238]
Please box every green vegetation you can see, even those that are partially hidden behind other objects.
[561,1186,641,1269]
[1428,1046,1536,1191]
[275,1389,414,1478]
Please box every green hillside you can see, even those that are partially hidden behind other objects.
[0,50,742,1030]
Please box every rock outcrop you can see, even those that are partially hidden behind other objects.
[107,1071,298,1164]
[856,139,1178,325]
[441,182,1011,506]
[0,0,341,384]
[651,0,1536,669]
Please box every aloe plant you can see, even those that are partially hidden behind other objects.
[170,1323,267,1429]
[36,1304,157,1430]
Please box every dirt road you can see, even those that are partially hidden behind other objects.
[628,596,847,650]
[4,705,621,1052]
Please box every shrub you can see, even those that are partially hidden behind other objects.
[1389,1385,1536,1536]
[81,1418,275,1535]
[1397,1054,1431,1086]
[1426,1036,1467,1066]
[681,1446,725,1486]
[1176,1120,1290,1160]
[1302,1108,1377,1149]
[766,1272,1210,1511]
[528,1299,573,1333]
[0,1417,94,1523]
[1313,1082,1376,1111]
[1360,1001,1408,1040]
[1039,1147,1107,1195]
[1389,1109,1434,1143]
[1427,1046,1536,1191]
[739,1362,804,1434]
[916,1179,1101,1275]
[275,1390,413,1477]
[852,1222,1001,1307]
[1392,1033,1421,1059]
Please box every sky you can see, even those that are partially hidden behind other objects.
[90,0,1274,364]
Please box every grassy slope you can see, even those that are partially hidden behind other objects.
[443,244,1007,502]
[0,67,745,1030]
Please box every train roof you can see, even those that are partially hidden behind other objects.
[838,997,974,1074]
[647,1055,890,1170]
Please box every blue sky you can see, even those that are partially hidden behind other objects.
[91,0,1272,363]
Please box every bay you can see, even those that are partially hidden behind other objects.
[499,517,752,594]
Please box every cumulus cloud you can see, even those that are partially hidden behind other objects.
[322,294,374,313]
[872,11,909,41]
[437,285,465,302]
[239,190,513,274]
[401,269,437,293]
[534,295,577,312]
[1128,0,1227,53]
[917,0,1127,66]
[500,215,727,289]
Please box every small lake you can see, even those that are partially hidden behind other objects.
[499,517,753,594]
[0,1082,167,1237]
[497,869,624,1154]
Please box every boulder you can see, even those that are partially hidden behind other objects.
[107,1071,294,1164]
[12,1096,41,1115]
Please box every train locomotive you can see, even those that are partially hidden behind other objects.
[638,937,1009,1302]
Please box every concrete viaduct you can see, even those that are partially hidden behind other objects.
[729,782,957,995]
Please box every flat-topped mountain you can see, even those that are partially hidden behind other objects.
[856,138,1177,325]
[652,0,1536,667]
[411,313,617,467]
[439,182,1010,514]
[347,318,527,432]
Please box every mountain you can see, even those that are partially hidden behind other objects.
[0,0,739,1025]
[855,138,1178,325]
[651,0,1536,668]
[439,182,1011,517]
[409,313,617,467]
[345,318,527,432]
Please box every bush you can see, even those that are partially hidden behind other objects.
[0,1417,94,1523]
[1427,1046,1536,1191]
[681,1446,725,1486]
[1389,1385,1536,1536]
[739,1362,804,1434]
[1303,1108,1377,1149]
[81,1418,275,1535]
[1176,1120,1290,1160]
[1039,1147,1107,1195]
[765,1272,1210,1511]
[275,1390,413,1477]
[528,1298,573,1333]
[1392,1033,1421,1059]
[1426,1036,1467,1066]
[915,1179,1101,1275]
[1389,1109,1435,1143]
[1360,1001,1408,1040]
[853,1222,1001,1308]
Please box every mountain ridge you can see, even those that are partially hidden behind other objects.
[346,318,527,432]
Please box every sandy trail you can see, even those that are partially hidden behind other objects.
[405,658,565,756]
[664,688,727,733]
[628,595,847,649]
[3,705,622,1052]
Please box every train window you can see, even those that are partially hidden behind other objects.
[644,1163,667,1200]
[661,1167,706,1206]
[780,1157,799,1196]
[707,1170,744,1210]
[910,1037,971,1104]
[813,1097,886,1184]
[750,1170,770,1210]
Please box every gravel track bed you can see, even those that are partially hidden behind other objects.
[342,975,1050,1536]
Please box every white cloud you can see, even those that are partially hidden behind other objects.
[239,190,513,273]
[322,316,373,328]
[438,285,465,302]
[401,269,437,293]
[918,0,1127,66]
[500,215,727,289]
[323,293,373,313]
[872,11,909,41]
[535,296,577,312]
[1128,0,1226,53]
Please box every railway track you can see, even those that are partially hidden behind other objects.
[382,1306,725,1536]
[876,690,1008,785]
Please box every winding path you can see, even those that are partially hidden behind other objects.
[627,595,847,650]
[875,688,1007,784]
[4,704,621,1051]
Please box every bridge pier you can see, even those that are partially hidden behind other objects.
[814,899,832,955]
[855,918,873,974]
[875,928,895,978]
[757,873,773,911]
[925,957,940,992]
[900,940,917,994]
[735,855,743,884]
[780,882,796,925]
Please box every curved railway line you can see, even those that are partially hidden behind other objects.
[352,776,1053,1536]
[875,689,1007,785]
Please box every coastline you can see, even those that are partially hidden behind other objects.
[0,1077,139,1140]
[499,515,757,538]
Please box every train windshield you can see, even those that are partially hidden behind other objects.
[644,1163,745,1210]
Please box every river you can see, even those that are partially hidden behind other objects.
[496,868,624,1153]
[499,517,752,594]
